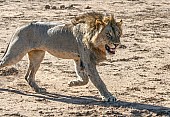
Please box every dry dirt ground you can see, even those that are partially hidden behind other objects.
[0,0,170,116]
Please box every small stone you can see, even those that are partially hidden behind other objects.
[68,4,74,8]
[0,50,4,53]
[51,6,57,10]
[60,5,65,9]
[45,5,50,9]
[85,6,91,9]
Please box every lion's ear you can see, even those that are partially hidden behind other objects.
[109,14,116,23]
[119,19,123,26]
[117,19,123,27]
[102,16,110,25]
[109,14,113,20]
[95,19,103,25]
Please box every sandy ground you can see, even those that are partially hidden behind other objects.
[0,0,170,116]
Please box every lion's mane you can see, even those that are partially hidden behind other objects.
[71,12,116,62]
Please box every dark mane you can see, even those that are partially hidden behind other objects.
[71,12,116,31]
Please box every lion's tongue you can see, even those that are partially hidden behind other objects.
[109,48,115,54]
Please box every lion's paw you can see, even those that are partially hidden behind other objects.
[101,95,117,102]
[68,80,87,87]
[35,88,46,93]
[68,81,76,87]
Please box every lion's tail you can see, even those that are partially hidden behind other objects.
[0,35,29,69]
[0,39,12,69]
[1,42,10,59]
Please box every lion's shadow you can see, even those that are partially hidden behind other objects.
[0,88,169,116]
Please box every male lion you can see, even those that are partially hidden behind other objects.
[0,12,122,101]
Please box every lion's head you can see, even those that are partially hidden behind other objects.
[72,12,123,61]
[92,14,122,55]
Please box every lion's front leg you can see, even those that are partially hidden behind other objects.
[86,63,116,102]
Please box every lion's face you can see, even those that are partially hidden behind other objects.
[97,19,123,55]
[72,13,123,58]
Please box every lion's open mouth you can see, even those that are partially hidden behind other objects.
[105,44,118,54]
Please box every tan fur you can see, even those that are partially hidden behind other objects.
[0,12,122,101]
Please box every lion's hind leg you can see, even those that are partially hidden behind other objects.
[68,60,89,87]
[25,50,45,93]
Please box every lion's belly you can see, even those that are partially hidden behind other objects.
[47,49,80,60]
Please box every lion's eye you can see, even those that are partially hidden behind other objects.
[105,32,109,35]
[106,32,111,38]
